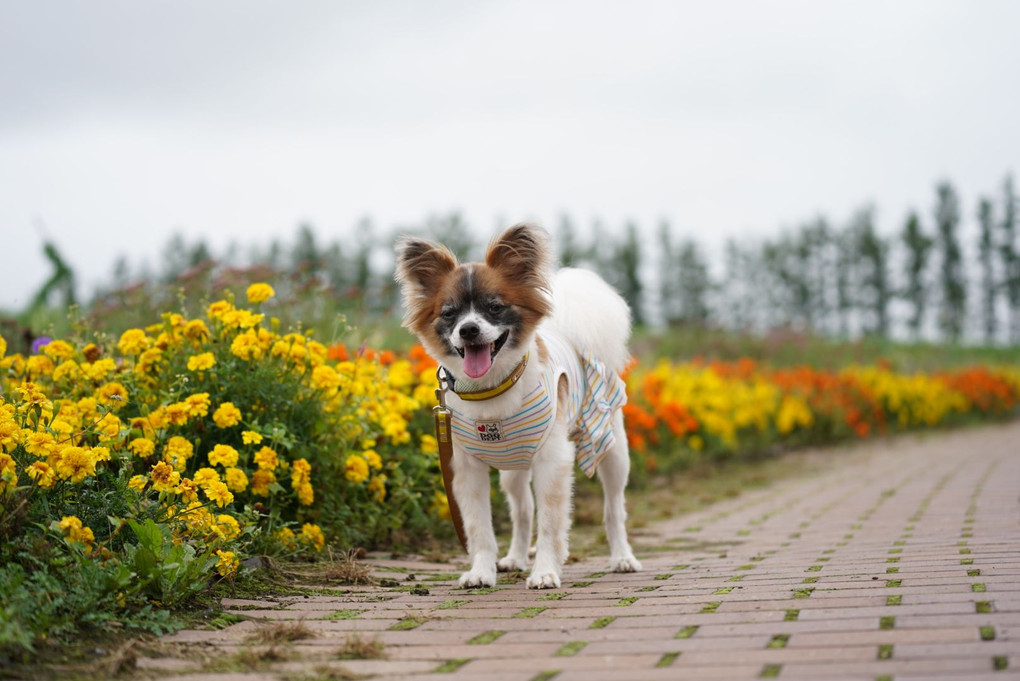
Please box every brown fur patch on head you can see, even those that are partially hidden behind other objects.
[485,224,554,303]
[393,235,458,331]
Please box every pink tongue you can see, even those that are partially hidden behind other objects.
[463,345,492,378]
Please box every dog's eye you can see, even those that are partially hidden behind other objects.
[440,307,457,320]
[486,301,505,315]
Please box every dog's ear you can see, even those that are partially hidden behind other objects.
[394,235,458,301]
[485,223,554,292]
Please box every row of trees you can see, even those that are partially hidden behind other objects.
[83,174,1018,345]
[649,175,1018,344]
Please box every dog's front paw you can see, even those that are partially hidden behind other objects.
[526,570,561,589]
[458,567,497,589]
[497,555,529,572]
[609,554,642,573]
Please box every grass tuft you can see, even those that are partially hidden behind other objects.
[246,621,316,645]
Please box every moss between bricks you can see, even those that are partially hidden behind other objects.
[435,658,470,673]
[554,641,587,657]
[656,652,680,667]
[468,630,505,645]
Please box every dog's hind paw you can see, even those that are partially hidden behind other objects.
[526,570,561,589]
[609,554,642,573]
[497,555,529,572]
[458,568,496,589]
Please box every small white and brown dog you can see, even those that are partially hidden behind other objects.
[394,223,641,589]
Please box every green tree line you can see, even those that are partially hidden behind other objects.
[18,173,1020,347]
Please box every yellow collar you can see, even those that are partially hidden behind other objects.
[445,353,530,401]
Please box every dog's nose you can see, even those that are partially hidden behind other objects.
[459,322,480,341]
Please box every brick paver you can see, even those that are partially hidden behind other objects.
[148,422,1020,680]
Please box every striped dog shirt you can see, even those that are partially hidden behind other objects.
[449,331,627,477]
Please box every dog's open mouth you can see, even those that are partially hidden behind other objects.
[456,330,510,379]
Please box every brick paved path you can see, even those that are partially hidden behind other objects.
[148,422,1020,680]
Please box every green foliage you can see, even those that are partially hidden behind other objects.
[124,518,217,606]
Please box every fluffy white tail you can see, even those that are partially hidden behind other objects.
[544,268,631,375]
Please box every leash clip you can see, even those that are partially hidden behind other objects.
[434,367,451,414]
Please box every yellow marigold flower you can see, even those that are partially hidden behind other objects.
[193,467,220,488]
[91,446,111,463]
[230,330,263,360]
[215,549,239,577]
[344,455,369,484]
[183,319,210,342]
[150,460,181,493]
[220,308,263,329]
[0,452,17,494]
[184,392,211,418]
[50,419,74,439]
[187,352,216,372]
[135,347,164,374]
[52,360,81,383]
[54,446,97,483]
[310,365,342,396]
[164,402,191,426]
[275,527,297,550]
[0,334,6,358]
[288,343,308,363]
[296,482,314,506]
[253,446,279,471]
[291,458,311,487]
[164,436,195,470]
[17,382,52,409]
[241,430,263,445]
[420,434,438,455]
[307,340,328,365]
[129,437,156,458]
[1,354,25,374]
[40,339,74,361]
[208,443,239,468]
[128,474,148,492]
[117,328,150,356]
[55,515,94,546]
[224,467,248,493]
[95,381,128,406]
[207,300,234,321]
[431,490,451,521]
[176,477,199,503]
[246,282,276,304]
[26,355,55,377]
[95,413,123,442]
[204,480,234,508]
[361,449,382,471]
[26,460,55,489]
[213,402,242,428]
[215,514,241,541]
[24,431,57,457]
[82,357,116,382]
[368,474,387,503]
[300,522,325,551]
[250,470,276,496]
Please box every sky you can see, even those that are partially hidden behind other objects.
[1,0,1018,311]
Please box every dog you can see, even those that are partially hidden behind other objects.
[394,223,641,589]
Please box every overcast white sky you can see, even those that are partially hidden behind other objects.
[1,0,1018,311]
